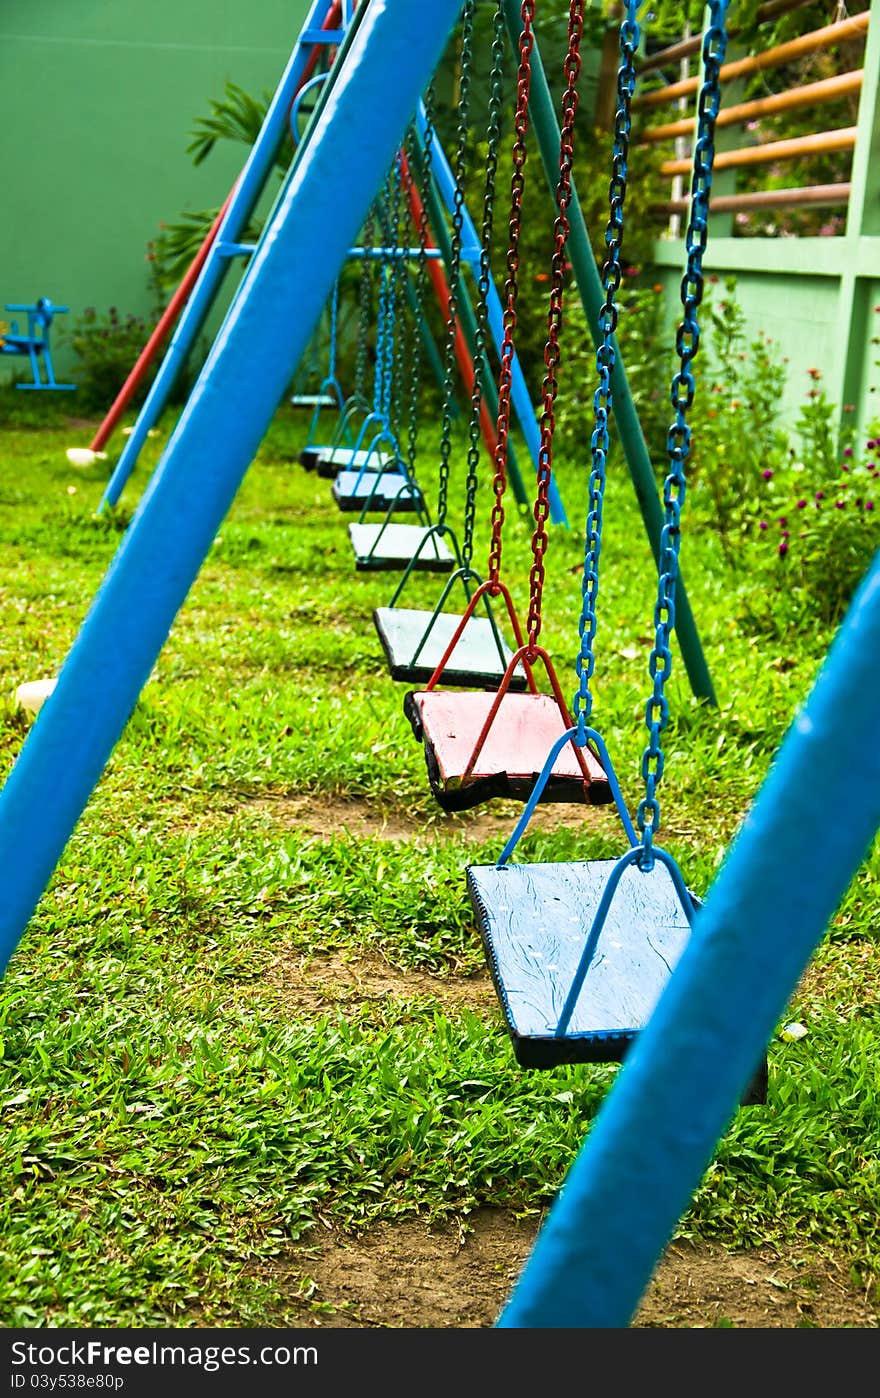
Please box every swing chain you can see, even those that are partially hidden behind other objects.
[573,1,639,733]
[637,0,729,868]
[328,276,339,384]
[354,206,375,404]
[436,0,476,530]
[462,0,506,572]
[488,0,535,590]
[525,0,584,653]
[388,151,408,443]
[373,179,392,417]
[405,90,435,477]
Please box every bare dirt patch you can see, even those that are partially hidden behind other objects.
[249,791,620,844]
[254,1210,878,1328]
[256,947,497,1017]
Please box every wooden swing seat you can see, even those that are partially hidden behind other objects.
[290,393,337,408]
[349,523,455,572]
[404,690,611,811]
[373,606,528,688]
[332,470,419,513]
[299,444,395,477]
[466,856,692,1067]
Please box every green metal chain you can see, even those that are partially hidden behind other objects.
[402,88,433,480]
[354,205,376,405]
[435,0,476,529]
[461,0,506,573]
[387,151,407,444]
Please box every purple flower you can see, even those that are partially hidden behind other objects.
[762,469,773,479]
[778,541,789,557]
[843,447,853,457]
[759,521,768,530]
[835,501,845,509]
[867,501,875,512]
[797,499,807,508]
[841,464,849,472]
[815,491,825,500]
[868,440,877,449]
[778,516,788,526]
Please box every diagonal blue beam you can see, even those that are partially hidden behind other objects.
[0,0,465,976]
[499,547,880,1327]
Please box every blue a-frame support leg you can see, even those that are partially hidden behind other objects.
[0,0,465,976]
[499,549,880,1327]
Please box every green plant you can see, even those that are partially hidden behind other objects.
[685,276,789,554]
[62,304,157,415]
[755,381,879,624]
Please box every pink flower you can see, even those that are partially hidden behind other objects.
[843,447,853,457]
[759,521,768,530]
[867,501,875,512]
[762,469,773,479]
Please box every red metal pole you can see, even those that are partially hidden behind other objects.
[83,0,343,458]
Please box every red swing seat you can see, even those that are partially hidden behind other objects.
[404,687,610,812]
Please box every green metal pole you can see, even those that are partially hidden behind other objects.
[509,1,717,705]
[411,143,530,509]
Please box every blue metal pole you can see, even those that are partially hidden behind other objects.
[417,107,568,529]
[98,0,338,512]
[0,0,465,977]
[499,548,880,1328]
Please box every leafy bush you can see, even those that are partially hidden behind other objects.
[63,304,156,415]
[754,383,879,624]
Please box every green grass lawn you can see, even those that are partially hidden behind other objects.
[0,405,877,1327]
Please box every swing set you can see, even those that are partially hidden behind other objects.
[458,0,766,1098]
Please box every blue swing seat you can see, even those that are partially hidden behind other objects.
[466,856,692,1068]
[332,470,420,513]
[299,444,396,477]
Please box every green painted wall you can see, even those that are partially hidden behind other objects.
[0,0,311,378]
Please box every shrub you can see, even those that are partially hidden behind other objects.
[754,380,878,625]
[63,304,155,415]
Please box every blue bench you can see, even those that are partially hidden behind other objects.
[1,297,76,390]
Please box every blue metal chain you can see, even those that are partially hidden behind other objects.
[637,0,730,869]
[572,0,639,737]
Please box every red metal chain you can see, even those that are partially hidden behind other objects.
[487,0,535,592]
[525,0,584,653]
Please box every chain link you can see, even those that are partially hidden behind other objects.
[525,0,584,652]
[461,1,505,571]
[327,276,339,384]
[373,169,393,416]
[405,90,435,478]
[488,0,535,589]
[388,152,407,442]
[637,0,729,867]
[436,0,476,528]
[572,1,639,734]
[354,205,375,405]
